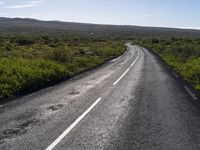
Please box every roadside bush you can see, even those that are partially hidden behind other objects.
[0,58,70,99]
[50,47,73,63]
[133,38,200,91]
[181,58,200,90]
[15,36,35,46]
[0,36,125,100]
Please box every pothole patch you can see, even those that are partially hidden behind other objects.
[0,127,26,144]
[68,89,80,95]
[20,119,40,129]
[121,98,126,101]
[47,104,64,111]
[0,118,40,144]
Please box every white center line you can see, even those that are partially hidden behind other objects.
[45,97,102,150]
[131,54,139,67]
[113,47,140,86]
[184,86,197,100]
[113,68,130,85]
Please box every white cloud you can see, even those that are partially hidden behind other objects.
[178,26,200,30]
[0,1,4,5]
[7,0,45,9]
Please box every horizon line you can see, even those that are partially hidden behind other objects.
[1,16,200,31]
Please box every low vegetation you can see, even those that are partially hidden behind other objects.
[133,38,200,91]
[1,18,200,102]
[0,35,125,100]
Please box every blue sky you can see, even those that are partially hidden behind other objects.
[0,0,199,29]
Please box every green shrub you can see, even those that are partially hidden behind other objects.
[50,47,73,63]
[15,36,35,46]
[180,58,200,90]
[0,58,70,99]
[0,36,125,100]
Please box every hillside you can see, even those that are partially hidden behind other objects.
[0,17,200,39]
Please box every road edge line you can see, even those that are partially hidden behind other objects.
[184,86,197,100]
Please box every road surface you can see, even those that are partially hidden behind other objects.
[0,44,200,150]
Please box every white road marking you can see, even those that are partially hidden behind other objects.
[45,97,102,150]
[113,68,130,85]
[113,47,140,86]
[184,86,197,100]
[172,72,179,78]
[131,53,139,67]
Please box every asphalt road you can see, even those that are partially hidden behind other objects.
[0,44,200,150]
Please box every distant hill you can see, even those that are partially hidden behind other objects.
[0,17,200,39]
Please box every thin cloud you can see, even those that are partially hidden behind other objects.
[7,4,36,9]
[0,1,4,5]
[142,14,153,17]
[7,0,45,9]
[29,0,45,4]
[0,12,6,16]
